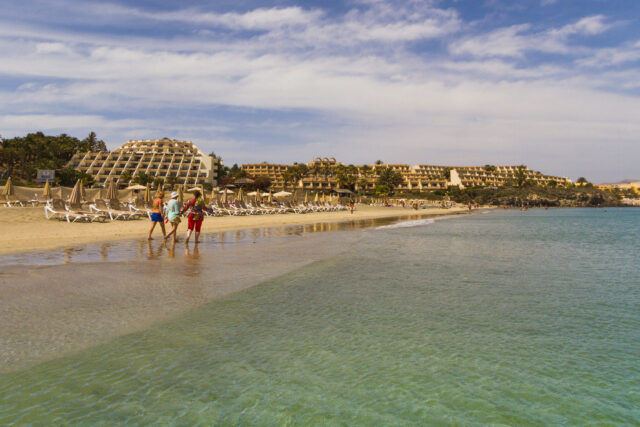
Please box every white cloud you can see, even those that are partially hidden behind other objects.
[551,15,612,37]
[34,42,73,55]
[450,15,613,58]
[576,41,640,68]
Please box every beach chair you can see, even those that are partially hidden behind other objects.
[3,196,27,207]
[44,199,92,223]
[32,194,51,206]
[68,201,108,222]
[284,201,306,214]
[205,204,224,217]
[268,202,289,214]
[213,201,235,216]
[238,200,261,215]
[294,202,313,213]
[256,202,278,214]
[110,199,144,220]
[245,201,270,215]
[227,201,249,216]
[129,198,152,219]
[90,199,135,220]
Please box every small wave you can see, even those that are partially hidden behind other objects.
[376,218,435,230]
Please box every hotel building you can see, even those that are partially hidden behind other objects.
[68,138,222,187]
[242,158,571,191]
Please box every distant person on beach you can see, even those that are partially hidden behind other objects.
[147,191,167,240]
[164,191,182,243]
[349,198,355,214]
[182,190,205,244]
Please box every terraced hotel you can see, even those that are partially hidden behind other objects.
[243,157,572,191]
[68,138,222,187]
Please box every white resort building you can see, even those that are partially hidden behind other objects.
[242,158,572,192]
[68,138,222,187]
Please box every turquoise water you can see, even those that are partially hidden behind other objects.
[1,208,639,425]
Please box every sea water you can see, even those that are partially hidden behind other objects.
[0,208,638,425]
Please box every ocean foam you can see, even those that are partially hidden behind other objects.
[376,218,435,230]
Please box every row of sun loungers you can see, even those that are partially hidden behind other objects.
[44,199,143,222]
[39,197,347,223]
[1,194,53,207]
[206,200,347,216]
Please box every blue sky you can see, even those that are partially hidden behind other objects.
[1,0,639,182]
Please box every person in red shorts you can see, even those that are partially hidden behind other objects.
[181,190,205,244]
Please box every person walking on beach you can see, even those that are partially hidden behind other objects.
[181,190,205,244]
[147,191,167,240]
[164,191,182,243]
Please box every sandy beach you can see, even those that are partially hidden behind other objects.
[0,204,465,256]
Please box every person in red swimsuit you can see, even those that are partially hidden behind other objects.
[181,190,205,244]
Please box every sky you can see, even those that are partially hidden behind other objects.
[1,0,639,182]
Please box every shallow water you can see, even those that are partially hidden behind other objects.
[1,208,638,424]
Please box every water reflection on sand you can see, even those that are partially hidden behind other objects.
[0,215,433,267]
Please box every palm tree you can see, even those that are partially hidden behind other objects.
[120,170,132,186]
[165,174,177,189]
[311,164,322,177]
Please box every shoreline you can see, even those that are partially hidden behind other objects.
[0,205,468,257]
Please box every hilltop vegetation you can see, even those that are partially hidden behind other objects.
[397,185,627,207]
[0,132,106,185]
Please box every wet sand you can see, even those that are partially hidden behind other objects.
[0,205,463,256]
[0,208,470,373]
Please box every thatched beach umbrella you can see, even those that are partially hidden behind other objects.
[106,180,118,200]
[42,180,51,198]
[304,192,309,203]
[177,186,184,204]
[314,192,319,202]
[144,183,151,203]
[69,179,82,206]
[221,189,227,204]
[79,179,86,201]
[268,190,273,203]
[210,188,217,203]
[2,177,14,198]
[126,184,146,191]
[237,187,244,202]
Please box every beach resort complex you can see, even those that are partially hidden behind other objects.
[243,157,572,191]
[68,138,222,188]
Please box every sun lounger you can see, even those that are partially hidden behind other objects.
[212,201,235,216]
[128,198,153,219]
[44,199,94,223]
[3,197,29,207]
[90,199,139,220]
[255,202,278,214]
[68,201,108,222]
[110,199,144,220]
[238,200,262,215]
[244,201,271,215]
[226,202,249,216]
[32,194,52,206]
[284,201,306,214]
